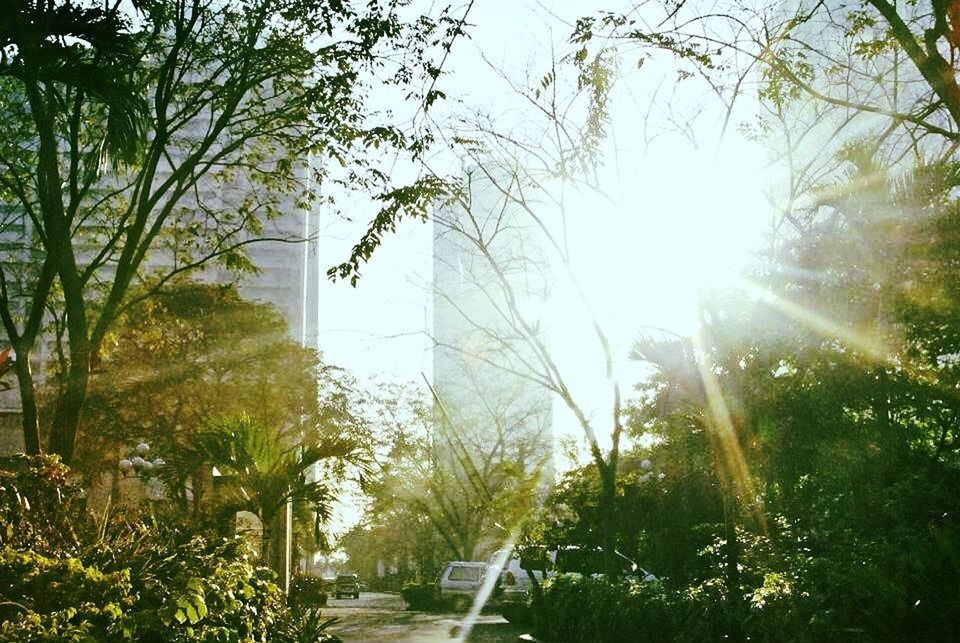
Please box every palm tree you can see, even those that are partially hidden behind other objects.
[197,414,362,576]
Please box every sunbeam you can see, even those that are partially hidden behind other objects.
[737,277,888,361]
[690,328,765,529]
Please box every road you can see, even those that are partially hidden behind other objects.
[322,592,528,642]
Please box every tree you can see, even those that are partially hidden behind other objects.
[197,413,362,577]
[0,0,467,462]
[342,382,544,582]
[70,279,378,579]
[618,156,960,639]
[575,1,960,141]
[0,0,146,456]
[427,98,634,574]
[566,0,960,258]
[74,280,322,511]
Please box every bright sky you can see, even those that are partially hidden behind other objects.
[317,0,772,476]
[316,0,570,384]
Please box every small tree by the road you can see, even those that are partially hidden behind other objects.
[427,102,632,575]
[342,382,545,584]
[197,413,363,577]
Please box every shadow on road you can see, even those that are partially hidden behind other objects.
[456,621,526,642]
[323,592,529,642]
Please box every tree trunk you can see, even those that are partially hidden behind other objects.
[46,261,91,464]
[192,465,215,517]
[261,523,273,568]
[0,260,54,457]
[47,352,89,464]
[260,513,283,575]
[866,0,960,131]
[11,348,41,455]
[597,460,620,577]
[24,78,90,465]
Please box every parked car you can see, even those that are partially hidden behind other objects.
[438,561,487,610]
[488,547,552,603]
[491,546,655,598]
[335,573,360,599]
[553,546,657,582]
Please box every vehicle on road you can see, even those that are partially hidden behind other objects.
[335,573,361,599]
[553,546,656,581]
[488,548,552,604]
[492,545,656,622]
[439,561,487,610]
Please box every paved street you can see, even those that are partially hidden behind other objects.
[323,592,527,642]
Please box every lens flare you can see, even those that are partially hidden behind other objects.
[689,328,765,528]
[738,277,888,361]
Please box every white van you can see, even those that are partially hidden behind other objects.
[438,561,487,609]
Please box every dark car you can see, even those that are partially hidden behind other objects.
[335,573,360,599]
[553,546,656,581]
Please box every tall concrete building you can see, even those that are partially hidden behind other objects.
[431,165,553,478]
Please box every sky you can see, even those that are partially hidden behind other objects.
[315,0,773,469]
[315,0,570,385]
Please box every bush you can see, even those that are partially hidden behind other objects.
[0,454,83,553]
[273,607,341,643]
[0,532,286,642]
[289,576,328,609]
[0,455,340,642]
[535,575,683,643]
[400,582,443,611]
[499,600,534,627]
[0,547,131,642]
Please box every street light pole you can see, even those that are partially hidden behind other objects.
[284,490,293,594]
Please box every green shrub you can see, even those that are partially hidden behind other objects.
[0,534,286,642]
[289,576,328,609]
[400,582,442,611]
[0,454,83,553]
[535,576,665,642]
[273,607,341,643]
[119,532,286,642]
[499,600,534,627]
[0,456,340,643]
[0,548,131,642]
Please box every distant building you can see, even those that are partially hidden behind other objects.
[431,165,553,480]
[0,173,321,454]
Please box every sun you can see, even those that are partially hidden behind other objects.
[621,143,770,336]
[553,140,770,342]
[544,139,770,374]
[542,140,770,458]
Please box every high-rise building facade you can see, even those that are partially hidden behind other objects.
[0,177,321,454]
[431,165,553,479]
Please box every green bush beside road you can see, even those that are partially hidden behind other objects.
[0,455,340,643]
